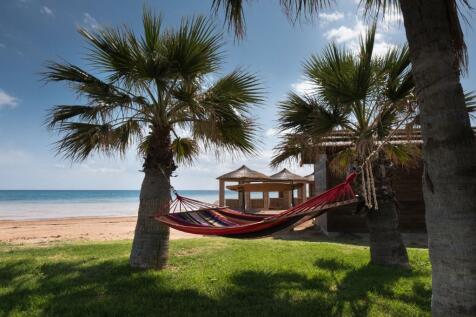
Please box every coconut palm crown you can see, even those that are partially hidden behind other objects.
[44,9,263,269]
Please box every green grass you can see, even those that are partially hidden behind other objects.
[0,239,431,317]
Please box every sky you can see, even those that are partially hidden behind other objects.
[0,0,475,190]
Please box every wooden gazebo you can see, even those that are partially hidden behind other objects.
[217,166,311,212]
[217,165,269,210]
[269,168,308,207]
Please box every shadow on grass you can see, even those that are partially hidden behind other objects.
[0,256,430,317]
[274,228,428,249]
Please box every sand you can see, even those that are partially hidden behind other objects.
[0,216,198,245]
[0,216,428,248]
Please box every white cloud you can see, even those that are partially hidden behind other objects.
[291,80,315,95]
[0,89,19,109]
[323,19,398,57]
[324,20,366,44]
[318,11,344,24]
[83,13,100,30]
[373,41,397,57]
[40,6,54,17]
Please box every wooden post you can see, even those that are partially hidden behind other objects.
[314,153,328,234]
[245,183,251,211]
[283,190,291,208]
[238,181,244,211]
[219,180,225,207]
[263,191,270,210]
[315,154,327,194]
[297,184,304,204]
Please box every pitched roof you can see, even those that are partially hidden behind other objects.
[269,168,307,182]
[304,173,314,182]
[217,165,269,181]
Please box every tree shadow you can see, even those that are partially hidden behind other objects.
[0,256,430,317]
[313,258,430,316]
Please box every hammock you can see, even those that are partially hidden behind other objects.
[156,172,358,238]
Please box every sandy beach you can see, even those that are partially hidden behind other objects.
[0,216,428,247]
[0,215,322,245]
[0,216,199,245]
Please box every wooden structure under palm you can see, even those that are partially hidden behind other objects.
[217,165,312,211]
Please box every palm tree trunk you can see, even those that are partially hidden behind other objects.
[399,1,476,315]
[366,159,409,268]
[367,200,409,268]
[130,127,175,270]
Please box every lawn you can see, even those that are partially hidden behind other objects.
[0,238,431,317]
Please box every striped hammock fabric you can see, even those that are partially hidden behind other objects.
[156,172,358,238]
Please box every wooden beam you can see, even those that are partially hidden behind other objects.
[219,180,225,207]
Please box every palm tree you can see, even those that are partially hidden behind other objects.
[273,26,418,268]
[212,1,476,315]
[44,9,263,270]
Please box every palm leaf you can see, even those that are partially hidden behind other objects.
[53,119,142,161]
[383,143,420,168]
[328,147,358,176]
[171,137,199,165]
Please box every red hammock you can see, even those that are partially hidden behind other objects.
[156,172,358,238]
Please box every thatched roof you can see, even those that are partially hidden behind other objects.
[317,129,425,148]
[304,173,314,182]
[269,168,306,182]
[217,165,269,181]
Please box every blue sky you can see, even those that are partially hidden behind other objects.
[0,0,475,190]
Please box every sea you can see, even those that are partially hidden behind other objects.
[0,190,234,220]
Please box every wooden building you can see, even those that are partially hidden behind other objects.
[308,130,427,234]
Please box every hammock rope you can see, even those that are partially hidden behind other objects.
[156,173,357,238]
[357,108,414,210]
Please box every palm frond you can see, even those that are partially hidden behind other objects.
[171,69,263,156]
[304,44,356,105]
[270,133,317,167]
[43,62,146,107]
[45,105,108,129]
[192,116,257,156]
[141,7,162,54]
[354,22,376,101]
[78,26,143,86]
[163,15,224,80]
[465,91,476,120]
[171,137,199,165]
[212,0,331,39]
[279,0,331,22]
[278,92,349,138]
[328,147,358,176]
[380,45,414,102]
[383,143,420,168]
[53,119,142,162]
[212,0,247,39]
